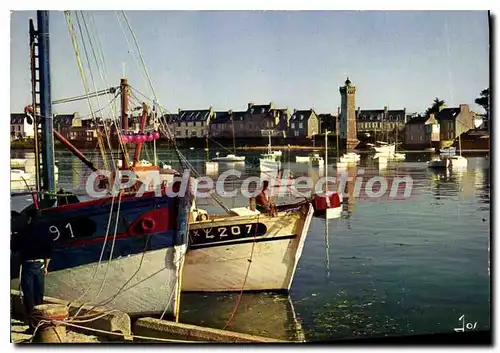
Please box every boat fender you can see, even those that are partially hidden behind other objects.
[197,213,208,221]
[141,218,155,232]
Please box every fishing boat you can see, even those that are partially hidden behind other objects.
[182,200,314,292]
[10,12,191,319]
[259,132,281,172]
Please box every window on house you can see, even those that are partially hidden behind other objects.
[299,123,303,129]
[191,131,197,137]
[185,129,188,136]
[193,121,197,127]
[291,123,295,129]
[419,135,423,141]
[177,123,181,127]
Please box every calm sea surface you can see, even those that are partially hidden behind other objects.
[10,148,490,341]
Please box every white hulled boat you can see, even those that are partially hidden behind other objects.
[259,133,281,172]
[183,201,314,292]
[212,152,245,162]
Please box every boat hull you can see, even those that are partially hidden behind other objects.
[11,243,186,318]
[259,158,282,172]
[11,189,191,318]
[373,145,396,154]
[182,203,313,292]
[295,156,310,163]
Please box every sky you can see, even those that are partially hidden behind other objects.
[10,10,490,117]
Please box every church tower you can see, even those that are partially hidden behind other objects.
[339,77,358,151]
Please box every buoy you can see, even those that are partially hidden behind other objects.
[32,304,69,342]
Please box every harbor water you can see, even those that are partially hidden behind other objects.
[10,148,490,341]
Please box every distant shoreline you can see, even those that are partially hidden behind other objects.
[10,145,489,154]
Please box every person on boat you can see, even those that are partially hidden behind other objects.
[14,208,53,328]
[255,180,277,215]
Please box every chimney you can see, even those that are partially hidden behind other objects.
[384,106,388,112]
[228,109,233,114]
[178,108,181,114]
[459,104,469,112]
[248,102,254,110]
[293,109,297,114]
[337,107,340,117]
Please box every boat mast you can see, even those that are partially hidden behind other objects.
[205,134,209,162]
[120,78,130,168]
[29,18,41,193]
[231,115,236,153]
[37,10,56,196]
[153,101,157,166]
[325,130,328,193]
[133,102,148,166]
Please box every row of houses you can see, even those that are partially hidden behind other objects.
[158,102,412,139]
[404,104,483,147]
[11,102,486,146]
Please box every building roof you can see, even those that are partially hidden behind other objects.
[160,114,178,124]
[232,111,246,122]
[178,109,212,122]
[356,109,406,122]
[11,113,26,125]
[211,111,232,124]
[53,114,75,126]
[405,116,432,125]
[290,109,316,122]
[436,108,461,122]
[247,103,272,115]
[210,111,246,124]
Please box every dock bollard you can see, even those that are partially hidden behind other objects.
[32,304,69,343]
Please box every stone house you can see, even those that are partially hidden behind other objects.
[289,109,320,138]
[436,104,475,141]
[356,107,407,133]
[404,114,440,147]
[168,107,215,139]
[10,113,34,139]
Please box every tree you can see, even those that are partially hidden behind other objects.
[425,97,445,117]
[474,88,489,118]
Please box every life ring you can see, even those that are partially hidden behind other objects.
[141,218,155,232]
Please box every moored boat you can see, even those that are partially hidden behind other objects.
[182,201,314,292]
[212,153,245,162]
[11,12,191,320]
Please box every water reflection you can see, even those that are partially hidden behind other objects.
[179,292,305,341]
